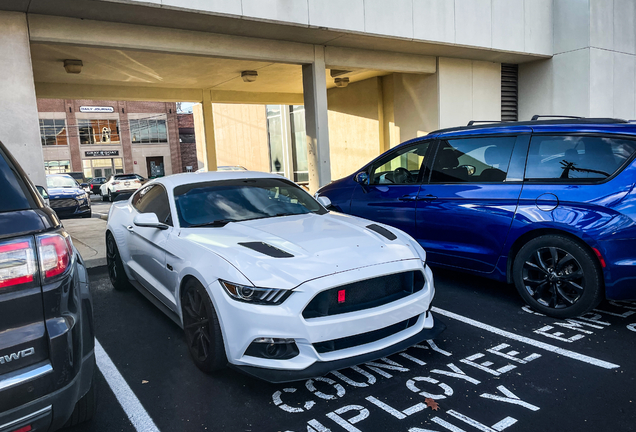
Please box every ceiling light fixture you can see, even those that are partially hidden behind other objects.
[334,77,350,88]
[241,70,258,83]
[63,59,83,74]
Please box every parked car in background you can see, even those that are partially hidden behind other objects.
[89,177,106,195]
[0,140,95,431]
[100,173,143,201]
[105,171,443,382]
[317,116,636,318]
[46,174,91,218]
[67,171,89,192]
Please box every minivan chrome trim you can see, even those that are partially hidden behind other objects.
[0,405,51,430]
[0,362,52,392]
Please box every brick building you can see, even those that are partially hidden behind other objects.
[37,99,182,180]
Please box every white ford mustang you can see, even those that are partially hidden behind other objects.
[105,171,444,382]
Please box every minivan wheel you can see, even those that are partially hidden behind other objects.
[512,235,603,318]
[106,232,131,291]
[181,279,227,373]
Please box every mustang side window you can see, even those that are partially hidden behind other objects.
[132,184,172,226]
[525,136,636,182]
[370,141,430,185]
[430,137,516,183]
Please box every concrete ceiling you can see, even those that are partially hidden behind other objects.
[30,43,390,94]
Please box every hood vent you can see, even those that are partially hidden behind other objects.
[366,224,397,241]
[238,242,294,258]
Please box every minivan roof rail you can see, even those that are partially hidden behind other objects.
[531,115,583,121]
[466,120,502,126]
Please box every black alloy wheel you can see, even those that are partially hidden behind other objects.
[106,232,131,291]
[513,235,603,318]
[181,279,227,373]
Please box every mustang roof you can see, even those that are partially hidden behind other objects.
[152,170,285,190]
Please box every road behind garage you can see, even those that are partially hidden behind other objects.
[68,267,636,432]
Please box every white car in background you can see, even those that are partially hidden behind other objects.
[100,173,144,201]
[105,171,443,382]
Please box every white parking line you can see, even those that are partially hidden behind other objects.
[95,339,160,432]
[431,307,620,370]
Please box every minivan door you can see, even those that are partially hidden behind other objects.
[415,133,530,273]
[349,139,433,238]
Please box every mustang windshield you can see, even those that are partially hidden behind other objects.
[46,176,79,188]
[174,178,327,228]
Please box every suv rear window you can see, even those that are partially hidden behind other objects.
[0,151,30,212]
[526,136,636,181]
[115,175,137,180]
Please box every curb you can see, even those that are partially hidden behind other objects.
[99,214,108,221]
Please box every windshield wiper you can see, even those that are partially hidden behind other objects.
[189,219,235,228]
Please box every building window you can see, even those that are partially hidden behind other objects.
[82,158,124,180]
[78,119,120,144]
[130,118,168,144]
[39,119,68,146]
[266,105,309,183]
[44,160,71,174]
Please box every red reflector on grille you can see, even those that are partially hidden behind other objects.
[338,290,346,303]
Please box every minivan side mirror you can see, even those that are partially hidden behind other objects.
[36,185,50,206]
[354,172,369,185]
[317,196,332,208]
[133,213,169,230]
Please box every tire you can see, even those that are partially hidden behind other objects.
[512,235,603,318]
[107,190,113,202]
[106,232,132,291]
[181,279,227,373]
[63,371,96,428]
[102,191,108,202]
[81,210,92,218]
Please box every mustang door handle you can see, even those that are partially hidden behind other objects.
[399,195,417,201]
[126,225,134,232]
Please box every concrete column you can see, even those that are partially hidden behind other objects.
[64,100,82,172]
[302,45,331,192]
[201,91,218,172]
[280,105,295,181]
[0,12,46,186]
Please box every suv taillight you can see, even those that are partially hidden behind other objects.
[0,238,37,288]
[38,232,73,279]
[0,231,73,289]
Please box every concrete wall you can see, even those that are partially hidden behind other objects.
[327,78,383,180]
[0,12,46,186]
[119,0,553,56]
[438,58,501,129]
[520,0,636,120]
[212,103,270,172]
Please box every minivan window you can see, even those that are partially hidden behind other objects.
[431,137,516,183]
[370,141,430,184]
[525,136,636,181]
[0,153,30,212]
[132,184,172,225]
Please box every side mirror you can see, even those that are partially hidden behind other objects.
[133,213,169,230]
[80,183,89,188]
[354,172,369,185]
[317,196,332,208]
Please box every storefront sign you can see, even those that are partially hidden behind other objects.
[85,150,119,157]
[79,106,114,113]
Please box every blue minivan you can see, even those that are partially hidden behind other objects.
[317,117,636,318]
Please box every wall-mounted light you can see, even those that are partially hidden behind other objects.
[241,70,258,83]
[64,59,83,74]
[334,77,350,88]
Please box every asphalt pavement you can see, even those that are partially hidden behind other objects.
[66,265,636,432]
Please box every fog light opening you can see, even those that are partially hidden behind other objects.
[244,338,299,360]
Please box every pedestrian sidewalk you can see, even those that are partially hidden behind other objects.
[63,217,107,268]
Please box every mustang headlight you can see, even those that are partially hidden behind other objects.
[76,192,88,200]
[220,280,291,305]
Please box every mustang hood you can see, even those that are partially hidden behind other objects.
[48,187,83,198]
[180,212,421,289]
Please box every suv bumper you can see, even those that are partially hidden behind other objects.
[0,351,94,432]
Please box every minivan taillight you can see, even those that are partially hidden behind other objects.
[38,233,73,279]
[0,238,36,288]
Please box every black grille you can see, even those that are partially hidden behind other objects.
[302,271,424,319]
[313,315,420,353]
[501,63,518,122]
[50,198,78,208]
